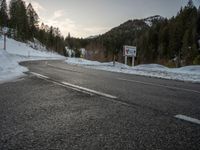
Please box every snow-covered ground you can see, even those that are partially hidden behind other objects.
[0,37,65,83]
[65,58,200,83]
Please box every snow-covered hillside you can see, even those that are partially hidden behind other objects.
[143,15,164,26]
[66,58,200,83]
[0,37,65,83]
[2,37,63,58]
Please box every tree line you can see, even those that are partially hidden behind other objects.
[0,0,65,54]
[137,0,200,66]
[65,0,200,66]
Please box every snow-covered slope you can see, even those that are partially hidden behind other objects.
[66,58,200,83]
[3,37,63,58]
[0,50,28,83]
[143,15,164,26]
[0,37,65,83]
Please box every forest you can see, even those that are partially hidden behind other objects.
[0,0,65,55]
[66,0,200,66]
[0,0,200,66]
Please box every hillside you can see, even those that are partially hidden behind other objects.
[0,36,64,83]
[66,3,200,67]
[75,15,166,62]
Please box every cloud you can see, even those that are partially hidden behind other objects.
[30,1,46,13]
[83,27,109,36]
[6,0,109,37]
[53,10,65,19]
[43,11,110,37]
[41,10,78,37]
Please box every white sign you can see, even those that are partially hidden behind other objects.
[2,27,8,34]
[123,46,137,57]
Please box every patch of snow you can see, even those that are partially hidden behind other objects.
[0,37,65,83]
[65,58,200,83]
[86,35,99,39]
[0,50,28,83]
[66,57,102,66]
[4,38,63,58]
[173,66,200,74]
[65,47,75,58]
[143,15,164,27]
[134,64,168,70]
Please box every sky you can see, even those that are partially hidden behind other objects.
[12,0,200,38]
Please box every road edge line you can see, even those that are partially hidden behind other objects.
[30,72,117,99]
[61,81,117,99]
[175,114,200,125]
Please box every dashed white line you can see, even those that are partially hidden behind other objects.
[52,81,94,96]
[117,78,200,94]
[30,72,49,79]
[30,72,117,99]
[175,115,200,125]
[62,81,117,99]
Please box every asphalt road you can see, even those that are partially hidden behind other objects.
[0,60,200,150]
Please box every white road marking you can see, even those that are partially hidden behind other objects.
[117,78,200,94]
[175,115,200,125]
[30,72,117,99]
[30,72,49,79]
[61,81,117,99]
[52,81,94,96]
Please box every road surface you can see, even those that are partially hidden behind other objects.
[0,60,200,150]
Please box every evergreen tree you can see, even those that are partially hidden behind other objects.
[0,0,8,27]
[197,7,200,33]
[27,3,39,39]
[9,0,29,40]
[47,26,54,48]
[187,0,194,8]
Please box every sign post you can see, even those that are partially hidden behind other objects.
[125,55,128,65]
[2,28,8,50]
[123,45,137,66]
[132,55,135,66]
[4,33,6,50]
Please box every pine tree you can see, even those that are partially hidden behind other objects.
[9,0,29,40]
[0,0,8,27]
[47,26,54,48]
[187,0,194,8]
[27,3,39,39]
[197,7,200,35]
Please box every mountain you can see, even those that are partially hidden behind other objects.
[143,15,164,26]
[102,15,164,36]
[84,16,164,61]
[67,4,200,66]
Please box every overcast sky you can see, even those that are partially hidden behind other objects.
[20,0,200,38]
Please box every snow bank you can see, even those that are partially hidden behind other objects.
[0,37,65,83]
[4,38,63,58]
[65,58,200,83]
[66,57,130,69]
[0,50,28,83]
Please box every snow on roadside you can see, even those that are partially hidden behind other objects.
[65,58,200,83]
[0,50,28,83]
[5,38,64,58]
[0,37,65,84]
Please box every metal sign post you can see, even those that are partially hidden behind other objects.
[123,45,137,66]
[2,28,8,50]
[132,56,135,66]
[125,55,128,65]
[4,33,6,50]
